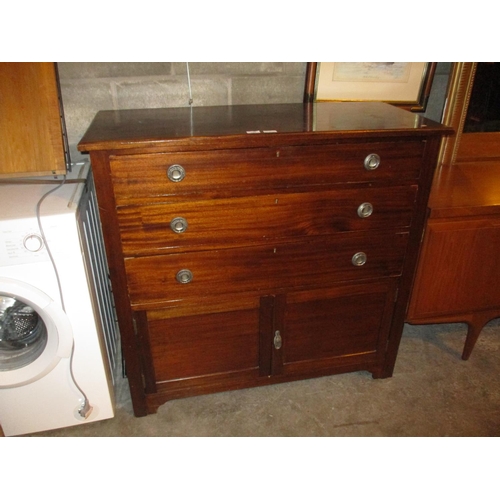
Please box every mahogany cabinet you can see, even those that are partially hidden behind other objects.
[0,62,68,178]
[78,102,450,416]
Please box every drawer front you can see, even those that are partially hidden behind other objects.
[110,140,425,203]
[118,185,418,256]
[124,231,409,306]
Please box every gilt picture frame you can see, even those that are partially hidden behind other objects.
[437,62,476,166]
[304,62,436,112]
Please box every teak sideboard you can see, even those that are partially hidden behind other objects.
[407,62,500,360]
[406,162,500,359]
[78,102,451,417]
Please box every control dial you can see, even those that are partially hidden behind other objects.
[23,234,44,252]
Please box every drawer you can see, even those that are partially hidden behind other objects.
[124,231,409,307]
[109,140,425,203]
[118,185,418,256]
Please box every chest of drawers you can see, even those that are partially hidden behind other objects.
[78,102,451,416]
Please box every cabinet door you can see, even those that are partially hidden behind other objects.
[408,217,500,320]
[0,62,66,178]
[134,280,397,399]
[267,281,398,378]
[139,297,265,397]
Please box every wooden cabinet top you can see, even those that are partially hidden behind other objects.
[78,102,451,153]
[428,162,500,218]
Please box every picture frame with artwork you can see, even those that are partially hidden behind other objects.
[304,62,436,112]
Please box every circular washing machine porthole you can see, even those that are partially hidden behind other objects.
[0,295,49,370]
[0,277,73,389]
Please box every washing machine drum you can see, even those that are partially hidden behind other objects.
[0,278,73,388]
[0,298,49,369]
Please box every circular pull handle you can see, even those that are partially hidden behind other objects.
[167,164,186,182]
[170,217,188,234]
[352,252,367,266]
[176,269,193,284]
[364,154,381,171]
[357,202,374,218]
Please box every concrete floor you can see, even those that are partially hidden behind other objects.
[23,320,500,437]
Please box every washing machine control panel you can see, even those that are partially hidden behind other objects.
[0,221,50,266]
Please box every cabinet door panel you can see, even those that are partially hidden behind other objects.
[147,307,260,382]
[118,185,418,256]
[280,281,397,375]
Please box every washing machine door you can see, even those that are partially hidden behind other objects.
[0,277,73,388]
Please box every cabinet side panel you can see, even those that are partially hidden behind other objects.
[0,62,66,177]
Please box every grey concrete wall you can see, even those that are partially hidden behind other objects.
[58,62,307,162]
[58,62,451,163]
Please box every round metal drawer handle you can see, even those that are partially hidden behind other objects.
[170,217,188,234]
[352,252,367,266]
[176,269,193,284]
[167,164,186,182]
[364,153,381,171]
[357,202,374,218]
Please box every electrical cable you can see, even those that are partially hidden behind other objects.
[186,63,193,106]
[35,178,92,419]
[187,62,194,136]
[35,179,67,311]
[186,62,193,106]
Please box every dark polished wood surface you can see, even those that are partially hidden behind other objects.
[78,102,450,416]
[117,185,417,257]
[79,102,449,152]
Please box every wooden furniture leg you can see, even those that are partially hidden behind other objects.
[463,311,499,360]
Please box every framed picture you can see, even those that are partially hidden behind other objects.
[304,62,436,112]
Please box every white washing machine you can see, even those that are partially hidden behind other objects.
[0,163,119,436]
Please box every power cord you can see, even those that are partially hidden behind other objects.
[35,178,92,419]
